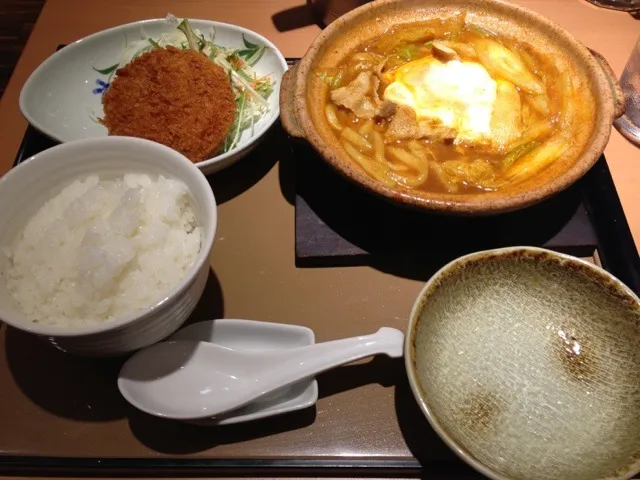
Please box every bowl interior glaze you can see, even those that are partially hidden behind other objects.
[406,247,640,480]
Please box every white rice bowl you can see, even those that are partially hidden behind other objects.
[0,137,217,356]
[5,173,202,329]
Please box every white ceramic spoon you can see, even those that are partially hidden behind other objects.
[118,327,404,420]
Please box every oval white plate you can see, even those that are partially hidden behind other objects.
[19,19,288,175]
[167,319,318,426]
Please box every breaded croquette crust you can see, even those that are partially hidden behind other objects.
[101,46,236,162]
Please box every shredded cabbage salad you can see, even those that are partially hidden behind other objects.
[95,14,276,153]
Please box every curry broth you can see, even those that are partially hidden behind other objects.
[320,17,582,195]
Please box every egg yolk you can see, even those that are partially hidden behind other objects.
[383,57,497,144]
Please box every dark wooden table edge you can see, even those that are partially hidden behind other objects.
[0,457,423,477]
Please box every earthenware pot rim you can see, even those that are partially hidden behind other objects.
[289,0,622,215]
[403,245,640,480]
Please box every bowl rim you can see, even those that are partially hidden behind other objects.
[18,17,288,173]
[291,0,617,214]
[0,136,217,337]
[403,245,640,480]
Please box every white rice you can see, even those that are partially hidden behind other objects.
[4,173,202,328]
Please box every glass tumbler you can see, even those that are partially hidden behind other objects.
[614,34,640,146]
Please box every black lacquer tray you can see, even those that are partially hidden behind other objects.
[2,55,640,478]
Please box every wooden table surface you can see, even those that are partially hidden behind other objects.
[0,0,639,479]
[0,0,44,99]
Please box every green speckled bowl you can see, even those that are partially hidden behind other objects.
[405,247,640,480]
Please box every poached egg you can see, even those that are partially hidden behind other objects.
[383,57,497,144]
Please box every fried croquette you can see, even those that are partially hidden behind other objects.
[101,46,236,162]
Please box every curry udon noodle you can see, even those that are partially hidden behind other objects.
[317,14,595,195]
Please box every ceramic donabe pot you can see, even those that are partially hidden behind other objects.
[281,0,625,215]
